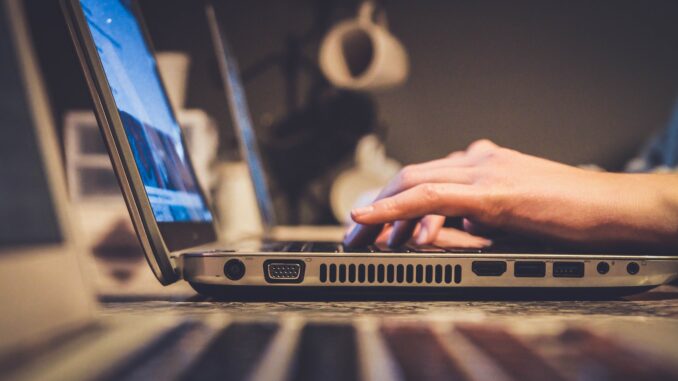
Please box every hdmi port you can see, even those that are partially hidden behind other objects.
[472,261,507,276]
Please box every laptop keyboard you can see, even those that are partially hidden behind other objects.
[288,324,359,381]
[265,240,557,254]
[177,322,278,381]
[261,240,651,255]
[382,324,468,380]
[263,241,447,254]
[107,318,678,381]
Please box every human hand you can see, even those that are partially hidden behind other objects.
[343,139,678,250]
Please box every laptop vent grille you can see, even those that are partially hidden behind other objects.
[319,264,461,285]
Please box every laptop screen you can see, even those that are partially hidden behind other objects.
[79,0,212,223]
[207,9,277,229]
[0,4,62,248]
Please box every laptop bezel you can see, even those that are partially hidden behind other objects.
[61,0,218,285]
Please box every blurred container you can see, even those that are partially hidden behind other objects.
[156,51,190,111]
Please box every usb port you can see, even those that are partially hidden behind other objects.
[514,261,546,277]
[472,261,507,276]
[553,262,585,278]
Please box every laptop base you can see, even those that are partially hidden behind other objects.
[189,283,656,301]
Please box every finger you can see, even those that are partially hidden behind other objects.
[343,222,383,248]
[352,183,478,225]
[416,215,446,245]
[463,218,500,236]
[434,228,492,248]
[348,167,474,248]
[403,154,478,172]
[375,224,394,244]
[345,152,482,249]
[388,219,419,247]
[380,154,481,199]
[376,166,475,204]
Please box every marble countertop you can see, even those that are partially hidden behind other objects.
[101,284,678,319]
[98,285,678,380]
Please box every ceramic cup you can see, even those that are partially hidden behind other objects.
[319,1,409,90]
[156,51,190,111]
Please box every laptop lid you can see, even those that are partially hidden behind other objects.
[0,0,94,355]
[62,0,218,284]
[206,4,278,233]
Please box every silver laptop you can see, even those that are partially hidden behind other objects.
[14,4,678,378]
[205,5,345,245]
[61,0,678,299]
[0,1,186,378]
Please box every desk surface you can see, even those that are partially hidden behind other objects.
[102,284,678,318]
[98,285,678,380]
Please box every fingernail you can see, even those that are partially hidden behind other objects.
[352,205,374,217]
[416,227,429,245]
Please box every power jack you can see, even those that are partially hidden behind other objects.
[627,262,640,275]
[224,259,246,280]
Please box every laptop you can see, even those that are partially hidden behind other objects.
[0,1,187,378]
[205,4,346,245]
[61,0,678,299]
[9,3,678,379]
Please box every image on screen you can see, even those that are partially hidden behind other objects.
[80,0,212,223]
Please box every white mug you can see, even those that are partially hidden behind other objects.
[156,51,190,111]
[319,1,409,90]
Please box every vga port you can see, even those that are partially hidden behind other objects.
[264,260,305,283]
[269,263,301,279]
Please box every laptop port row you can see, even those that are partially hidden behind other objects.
[472,261,593,278]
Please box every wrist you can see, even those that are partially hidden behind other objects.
[653,175,678,245]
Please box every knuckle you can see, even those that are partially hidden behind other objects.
[482,147,511,163]
[468,139,496,152]
[397,165,417,188]
[475,138,496,146]
[419,183,441,203]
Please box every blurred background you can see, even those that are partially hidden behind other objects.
[23,0,678,226]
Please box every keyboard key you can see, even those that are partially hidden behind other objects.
[557,328,678,380]
[373,243,393,252]
[112,322,213,381]
[288,324,359,381]
[381,324,468,381]
[455,324,566,381]
[178,322,278,381]
[285,242,308,252]
[342,244,374,253]
[309,242,341,252]
[407,245,447,253]
[442,248,483,254]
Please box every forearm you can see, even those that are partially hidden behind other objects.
[641,174,678,247]
[585,173,678,249]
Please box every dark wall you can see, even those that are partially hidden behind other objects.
[142,0,678,169]
[27,0,678,171]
